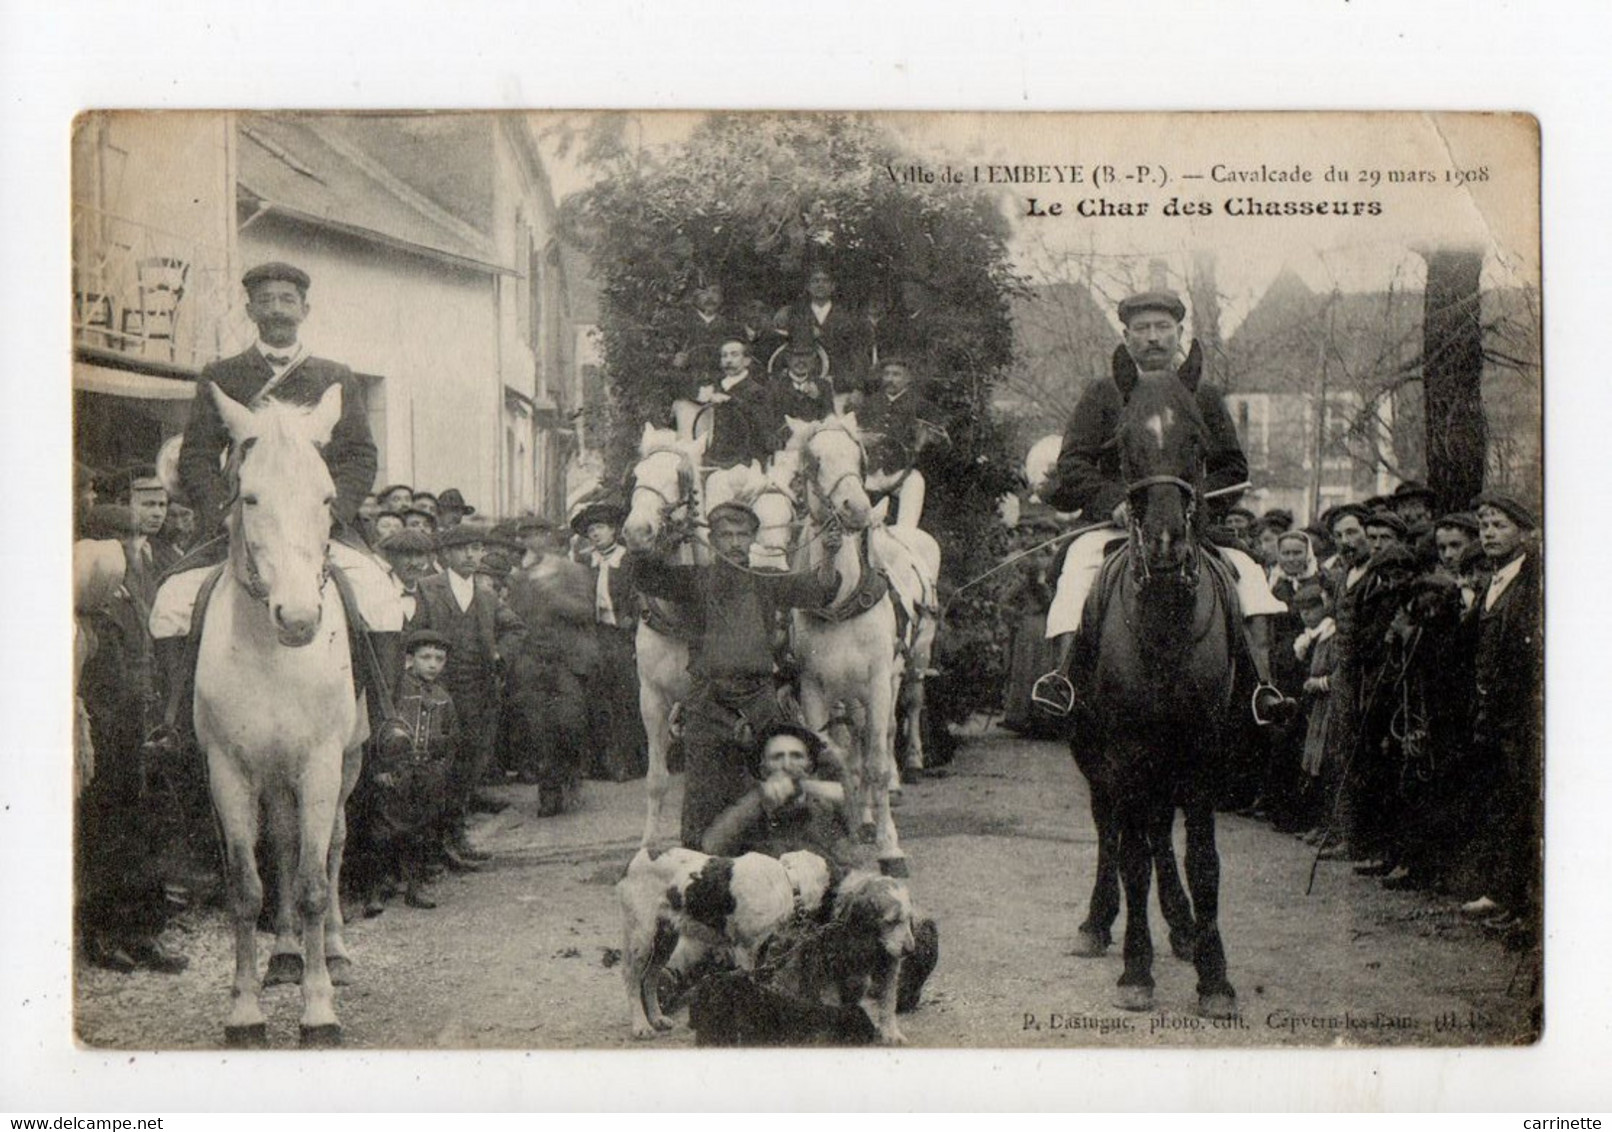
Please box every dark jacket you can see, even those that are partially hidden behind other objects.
[627,552,838,681]
[178,348,377,532]
[407,571,526,701]
[1045,344,1248,521]
[767,373,837,432]
[1470,551,1542,755]
[392,671,459,766]
[505,559,599,676]
[704,372,778,469]
[785,299,873,395]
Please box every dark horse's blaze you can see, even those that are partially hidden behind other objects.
[1085,373,1240,1018]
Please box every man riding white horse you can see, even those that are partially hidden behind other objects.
[1031,289,1289,720]
[144,262,406,758]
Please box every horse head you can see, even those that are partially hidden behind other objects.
[787,413,872,530]
[212,383,341,647]
[1117,374,1209,584]
[623,422,701,553]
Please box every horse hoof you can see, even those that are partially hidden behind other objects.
[1170,931,1196,962]
[1070,927,1110,958]
[298,1023,343,1048]
[1198,992,1238,1020]
[223,1022,268,1049]
[1115,985,1154,1013]
[263,952,303,987]
[879,857,910,879]
[327,956,354,986]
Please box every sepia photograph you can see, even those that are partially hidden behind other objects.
[63,109,1545,1055]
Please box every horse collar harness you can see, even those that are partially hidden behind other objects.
[807,528,891,623]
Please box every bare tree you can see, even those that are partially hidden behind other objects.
[1417,246,1488,512]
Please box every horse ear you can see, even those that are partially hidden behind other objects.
[640,421,656,454]
[306,383,343,447]
[782,414,806,437]
[208,382,257,443]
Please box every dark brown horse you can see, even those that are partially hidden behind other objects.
[1084,372,1239,1017]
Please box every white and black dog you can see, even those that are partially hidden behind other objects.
[617,846,836,1038]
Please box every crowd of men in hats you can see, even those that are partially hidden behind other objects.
[1002,386,1542,952]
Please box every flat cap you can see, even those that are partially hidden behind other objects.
[1392,480,1438,504]
[1433,511,1480,537]
[706,501,759,530]
[571,500,626,536]
[1365,509,1409,537]
[377,529,436,554]
[1470,492,1539,531]
[1117,290,1186,324]
[1261,508,1295,533]
[404,629,452,654]
[1323,502,1372,530]
[241,262,310,293]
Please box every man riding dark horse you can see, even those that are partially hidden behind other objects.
[1031,289,1290,724]
[143,262,407,760]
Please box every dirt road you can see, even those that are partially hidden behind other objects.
[75,723,1539,1050]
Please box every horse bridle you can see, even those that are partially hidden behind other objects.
[1123,473,1201,587]
[223,439,332,608]
[629,448,698,536]
[801,424,868,520]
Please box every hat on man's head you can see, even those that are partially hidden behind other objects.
[706,501,759,532]
[242,262,310,294]
[750,721,827,779]
[477,549,515,578]
[400,507,437,528]
[511,515,558,537]
[437,488,475,516]
[376,483,413,500]
[412,491,438,506]
[1470,492,1539,531]
[1392,480,1437,506]
[1434,511,1480,537]
[787,336,819,358]
[570,500,626,537]
[404,629,452,655]
[436,524,489,549]
[1324,502,1372,531]
[1261,509,1295,533]
[377,529,436,555]
[1365,509,1409,537]
[1363,494,1391,512]
[1226,505,1258,523]
[1117,290,1186,325]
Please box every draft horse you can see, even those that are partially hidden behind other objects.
[1083,373,1240,1017]
[196,384,367,1047]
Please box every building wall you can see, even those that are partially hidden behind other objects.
[239,218,502,509]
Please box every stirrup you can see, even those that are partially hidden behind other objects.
[1251,684,1293,727]
[1030,672,1077,718]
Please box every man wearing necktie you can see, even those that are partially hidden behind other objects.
[145,262,404,757]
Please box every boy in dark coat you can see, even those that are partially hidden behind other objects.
[372,631,460,908]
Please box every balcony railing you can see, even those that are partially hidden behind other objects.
[72,202,235,372]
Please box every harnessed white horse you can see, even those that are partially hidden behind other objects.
[622,425,705,849]
[777,415,940,875]
[196,384,367,1048]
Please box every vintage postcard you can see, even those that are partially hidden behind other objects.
[68,109,1541,1054]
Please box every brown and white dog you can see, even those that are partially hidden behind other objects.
[617,846,834,1038]
[764,870,919,1045]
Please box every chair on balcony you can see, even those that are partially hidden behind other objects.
[74,290,117,349]
[120,256,189,360]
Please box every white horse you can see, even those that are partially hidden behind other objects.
[763,426,942,785]
[780,415,939,875]
[196,384,367,1048]
[621,424,706,849]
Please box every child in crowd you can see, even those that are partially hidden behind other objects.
[1293,582,1338,843]
[372,630,460,908]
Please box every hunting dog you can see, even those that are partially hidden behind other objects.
[617,846,836,1038]
[744,870,922,1046]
